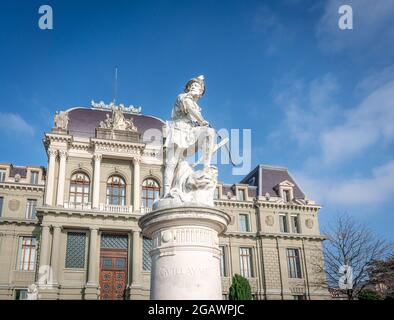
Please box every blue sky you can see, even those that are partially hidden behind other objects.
[0,0,393,240]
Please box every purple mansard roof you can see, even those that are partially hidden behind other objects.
[240,164,305,199]
[66,107,165,139]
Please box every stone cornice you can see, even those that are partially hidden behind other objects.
[0,182,45,191]
[44,133,73,144]
[0,217,40,226]
[256,231,327,241]
[36,206,143,222]
[221,231,326,241]
[214,199,255,209]
[91,138,145,157]
[70,141,91,151]
[254,200,321,212]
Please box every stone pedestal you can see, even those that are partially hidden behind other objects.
[139,205,230,300]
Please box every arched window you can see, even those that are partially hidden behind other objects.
[69,172,90,204]
[106,175,126,206]
[142,178,160,209]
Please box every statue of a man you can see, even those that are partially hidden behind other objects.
[54,111,69,130]
[163,75,215,195]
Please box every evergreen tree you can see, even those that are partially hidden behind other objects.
[228,274,252,300]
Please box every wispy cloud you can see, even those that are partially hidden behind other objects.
[316,0,394,58]
[320,80,394,165]
[0,113,34,136]
[271,73,340,147]
[295,160,394,206]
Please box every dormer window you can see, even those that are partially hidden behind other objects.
[0,169,6,182]
[275,180,295,203]
[30,171,39,184]
[283,190,290,202]
[237,189,246,201]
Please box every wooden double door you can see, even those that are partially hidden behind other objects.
[99,248,128,300]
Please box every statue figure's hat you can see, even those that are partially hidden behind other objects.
[185,75,205,95]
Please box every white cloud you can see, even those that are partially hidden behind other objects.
[320,80,394,165]
[316,0,394,57]
[271,73,340,147]
[0,113,34,136]
[294,160,394,206]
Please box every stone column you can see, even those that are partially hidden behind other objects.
[50,226,61,285]
[139,206,230,300]
[87,228,99,285]
[56,150,67,206]
[45,149,57,206]
[133,157,141,212]
[92,154,102,209]
[38,225,50,285]
[132,230,141,285]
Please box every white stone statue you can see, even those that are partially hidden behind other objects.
[99,113,113,129]
[26,283,38,300]
[54,111,69,130]
[158,75,225,208]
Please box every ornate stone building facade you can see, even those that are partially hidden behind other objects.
[0,103,329,300]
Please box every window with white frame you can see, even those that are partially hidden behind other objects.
[0,169,6,182]
[279,214,289,233]
[239,247,253,278]
[30,171,39,184]
[291,214,300,233]
[283,189,291,202]
[106,175,126,206]
[25,199,37,219]
[142,178,160,209]
[17,237,37,271]
[69,172,90,205]
[239,214,250,232]
[287,248,302,278]
[237,189,246,201]
[220,246,226,277]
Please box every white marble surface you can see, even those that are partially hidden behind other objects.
[139,205,230,300]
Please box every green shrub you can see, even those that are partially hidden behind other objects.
[228,274,252,300]
[358,290,383,300]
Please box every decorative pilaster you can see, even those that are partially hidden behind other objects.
[133,157,141,212]
[56,150,68,206]
[92,154,102,209]
[45,149,58,206]
[50,226,61,285]
[132,230,141,286]
[38,225,50,284]
[87,228,99,285]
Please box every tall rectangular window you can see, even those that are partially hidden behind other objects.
[239,247,253,278]
[0,169,6,182]
[25,199,37,219]
[214,187,219,200]
[279,214,289,233]
[239,214,250,232]
[283,189,292,202]
[30,171,39,184]
[142,237,153,271]
[220,246,226,277]
[17,237,37,271]
[291,215,300,233]
[65,232,86,268]
[0,197,3,217]
[287,248,302,278]
[237,189,245,201]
